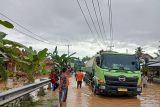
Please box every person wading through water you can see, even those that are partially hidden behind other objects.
[49,71,56,91]
[59,67,69,107]
[76,69,84,88]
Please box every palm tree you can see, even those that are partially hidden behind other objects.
[135,47,144,58]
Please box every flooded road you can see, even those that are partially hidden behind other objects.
[66,77,160,107]
[1,76,160,107]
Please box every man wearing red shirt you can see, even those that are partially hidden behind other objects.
[50,71,56,91]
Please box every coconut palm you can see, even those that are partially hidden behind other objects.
[135,47,144,58]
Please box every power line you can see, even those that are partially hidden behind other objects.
[76,0,103,49]
[83,0,104,48]
[91,0,106,48]
[65,44,72,57]
[106,0,114,50]
[110,0,114,44]
[0,12,66,46]
[14,28,63,46]
[107,0,114,47]
[0,12,52,43]
[107,0,111,41]
[14,28,53,45]
[96,0,108,48]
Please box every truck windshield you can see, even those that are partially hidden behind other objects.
[101,54,140,71]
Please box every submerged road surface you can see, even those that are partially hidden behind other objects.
[66,77,160,107]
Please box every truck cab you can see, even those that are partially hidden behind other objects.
[83,51,142,96]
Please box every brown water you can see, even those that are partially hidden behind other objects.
[1,77,160,107]
[66,77,160,107]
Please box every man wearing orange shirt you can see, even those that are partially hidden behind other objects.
[76,70,84,88]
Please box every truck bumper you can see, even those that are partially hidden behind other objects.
[97,85,142,96]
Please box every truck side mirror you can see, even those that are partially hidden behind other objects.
[96,57,101,66]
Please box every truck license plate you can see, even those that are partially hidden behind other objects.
[118,88,128,92]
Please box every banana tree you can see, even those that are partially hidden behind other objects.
[0,20,14,29]
[1,32,30,66]
[0,58,8,89]
[24,47,48,83]
[0,31,47,83]
[48,46,76,69]
[0,32,30,85]
[0,20,14,89]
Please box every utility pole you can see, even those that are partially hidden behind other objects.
[108,45,114,51]
[158,41,160,53]
[65,44,72,57]
[126,49,128,54]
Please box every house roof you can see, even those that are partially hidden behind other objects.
[142,53,153,59]
[148,62,160,67]
[0,50,9,61]
[156,56,160,61]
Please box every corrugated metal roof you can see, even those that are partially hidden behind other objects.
[148,62,160,67]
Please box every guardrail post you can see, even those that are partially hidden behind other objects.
[47,78,51,90]
[37,79,46,96]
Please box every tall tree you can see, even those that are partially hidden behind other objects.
[135,47,144,58]
[82,56,90,63]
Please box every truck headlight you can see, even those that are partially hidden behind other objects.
[137,87,142,92]
[98,80,105,84]
[99,85,105,90]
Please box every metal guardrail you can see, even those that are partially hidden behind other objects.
[0,79,51,106]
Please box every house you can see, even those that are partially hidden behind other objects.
[147,56,160,77]
[44,58,53,70]
[0,49,16,72]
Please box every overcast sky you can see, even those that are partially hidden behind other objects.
[0,0,159,58]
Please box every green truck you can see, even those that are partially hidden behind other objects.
[83,51,142,96]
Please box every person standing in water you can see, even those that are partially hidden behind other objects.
[142,74,148,88]
[59,68,69,107]
[49,71,56,91]
[76,69,84,88]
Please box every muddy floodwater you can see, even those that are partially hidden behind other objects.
[1,77,160,107]
[64,77,160,107]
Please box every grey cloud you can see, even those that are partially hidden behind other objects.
[0,0,159,57]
